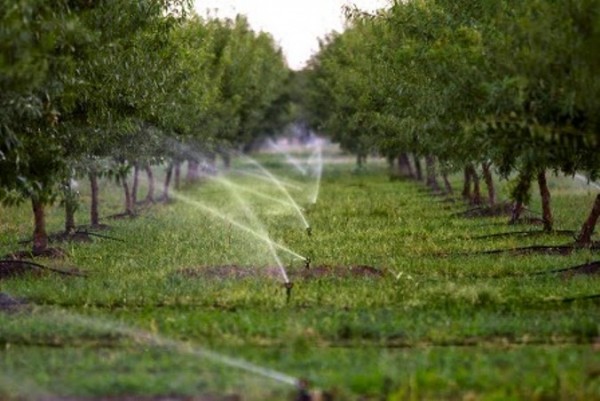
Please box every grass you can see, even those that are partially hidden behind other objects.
[1,150,599,400]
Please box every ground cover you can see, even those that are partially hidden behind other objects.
[1,152,599,400]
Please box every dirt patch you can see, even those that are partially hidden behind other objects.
[0,259,84,280]
[472,229,576,240]
[106,212,137,220]
[175,265,385,281]
[558,261,600,278]
[0,260,43,279]
[5,247,68,260]
[475,242,600,257]
[454,202,513,218]
[39,396,241,401]
[0,292,28,313]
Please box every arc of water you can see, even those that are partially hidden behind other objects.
[575,173,600,190]
[170,190,307,262]
[310,145,323,205]
[216,178,291,284]
[233,169,303,191]
[241,156,310,229]
[54,311,300,387]
[213,177,299,210]
[266,138,308,176]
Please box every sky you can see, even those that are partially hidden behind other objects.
[193,0,389,70]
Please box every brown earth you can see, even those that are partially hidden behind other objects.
[175,265,385,281]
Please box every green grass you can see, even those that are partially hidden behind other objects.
[1,152,599,400]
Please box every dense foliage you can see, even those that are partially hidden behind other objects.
[0,0,292,253]
[304,0,600,242]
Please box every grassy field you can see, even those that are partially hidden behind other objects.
[1,150,599,400]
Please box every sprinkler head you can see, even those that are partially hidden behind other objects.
[295,378,312,401]
[284,282,294,303]
[304,257,311,270]
[306,226,312,237]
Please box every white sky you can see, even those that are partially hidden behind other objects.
[193,0,389,70]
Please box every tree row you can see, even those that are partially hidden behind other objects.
[303,0,600,245]
[1,1,292,255]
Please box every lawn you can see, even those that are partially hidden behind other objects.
[1,149,599,400]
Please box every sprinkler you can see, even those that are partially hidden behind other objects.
[295,378,312,401]
[306,226,312,236]
[284,282,294,303]
[304,257,311,270]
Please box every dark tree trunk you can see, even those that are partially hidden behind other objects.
[174,162,181,190]
[442,172,453,195]
[509,171,533,224]
[413,155,423,181]
[187,160,199,183]
[462,166,472,201]
[400,153,415,178]
[163,163,173,200]
[89,171,100,227]
[537,170,553,232]
[145,165,155,203]
[356,153,366,168]
[481,162,496,206]
[510,201,525,224]
[132,163,140,206]
[387,154,395,170]
[31,197,48,255]
[467,164,482,205]
[576,193,600,246]
[64,181,77,234]
[425,155,440,191]
[122,177,134,216]
[221,152,231,170]
[207,152,217,175]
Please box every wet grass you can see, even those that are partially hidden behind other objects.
[1,154,600,400]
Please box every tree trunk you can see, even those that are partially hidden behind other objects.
[399,153,414,178]
[462,166,472,201]
[207,152,217,175]
[122,176,134,216]
[145,165,154,203]
[64,181,77,234]
[467,164,482,205]
[425,155,440,191]
[89,171,100,227]
[576,193,600,246]
[132,163,139,206]
[163,163,173,200]
[481,162,496,206]
[31,197,48,255]
[356,153,366,168]
[510,201,525,224]
[442,172,453,195]
[509,171,533,224]
[187,160,199,183]
[413,155,423,181]
[221,152,231,170]
[174,162,181,190]
[537,170,553,232]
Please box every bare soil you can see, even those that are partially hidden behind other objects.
[5,247,68,260]
[476,242,600,256]
[453,202,513,218]
[0,259,84,280]
[39,396,242,401]
[557,261,600,278]
[0,292,28,313]
[175,265,385,281]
